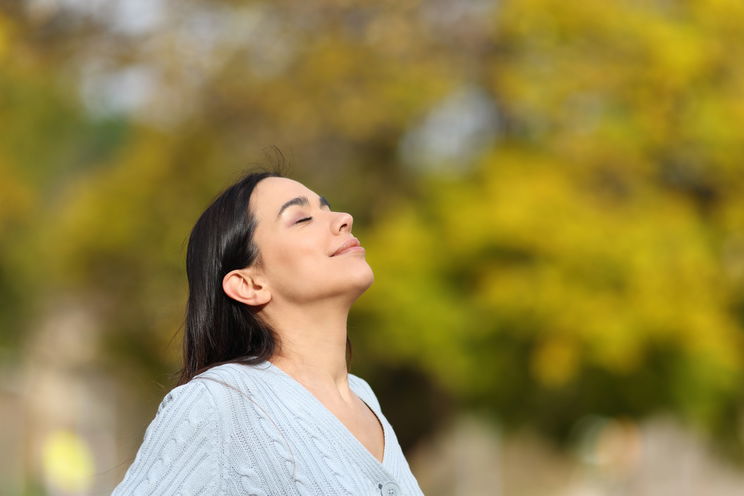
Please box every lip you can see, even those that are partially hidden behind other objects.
[331,237,363,256]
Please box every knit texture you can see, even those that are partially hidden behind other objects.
[112,361,425,495]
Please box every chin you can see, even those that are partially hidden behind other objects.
[302,261,374,302]
[346,264,375,299]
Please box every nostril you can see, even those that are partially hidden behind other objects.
[336,212,353,232]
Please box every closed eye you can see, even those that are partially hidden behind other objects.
[295,217,312,224]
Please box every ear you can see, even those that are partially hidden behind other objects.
[222,268,271,307]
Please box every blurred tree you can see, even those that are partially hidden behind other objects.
[0,8,128,351]
[1,0,744,462]
[359,149,743,446]
[354,0,744,457]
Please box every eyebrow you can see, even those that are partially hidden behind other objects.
[276,195,331,219]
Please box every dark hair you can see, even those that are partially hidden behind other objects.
[176,171,351,385]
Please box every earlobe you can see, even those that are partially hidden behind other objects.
[222,269,271,306]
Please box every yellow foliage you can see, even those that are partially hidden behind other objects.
[41,430,94,493]
[531,337,579,388]
[0,164,35,228]
[361,144,742,417]
[0,13,11,61]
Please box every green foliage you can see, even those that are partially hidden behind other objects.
[353,0,744,450]
[358,150,743,441]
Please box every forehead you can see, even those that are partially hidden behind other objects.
[250,177,316,220]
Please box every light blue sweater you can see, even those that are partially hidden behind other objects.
[112,361,424,495]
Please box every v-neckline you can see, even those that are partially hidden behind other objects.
[263,360,389,467]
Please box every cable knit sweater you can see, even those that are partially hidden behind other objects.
[111,361,424,495]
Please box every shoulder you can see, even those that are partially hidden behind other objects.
[191,361,273,391]
[156,377,216,420]
[152,363,271,441]
[143,378,223,449]
[113,377,223,494]
[186,361,280,409]
[156,363,266,419]
[194,361,272,383]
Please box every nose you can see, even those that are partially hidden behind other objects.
[332,211,353,233]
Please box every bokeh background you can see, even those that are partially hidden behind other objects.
[2,0,744,494]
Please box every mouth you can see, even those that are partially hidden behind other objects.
[331,237,363,256]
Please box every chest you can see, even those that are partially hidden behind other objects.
[226,402,390,495]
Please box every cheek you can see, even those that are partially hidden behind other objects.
[263,238,325,283]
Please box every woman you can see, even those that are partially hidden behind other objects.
[112,171,424,495]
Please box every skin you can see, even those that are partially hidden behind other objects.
[221,177,384,462]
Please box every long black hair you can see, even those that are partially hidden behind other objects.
[176,171,351,385]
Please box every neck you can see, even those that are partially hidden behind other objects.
[261,299,351,396]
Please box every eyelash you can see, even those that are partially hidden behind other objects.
[295,217,312,224]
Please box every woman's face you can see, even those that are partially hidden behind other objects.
[249,177,374,305]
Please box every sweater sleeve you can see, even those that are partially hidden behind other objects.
[111,380,222,496]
